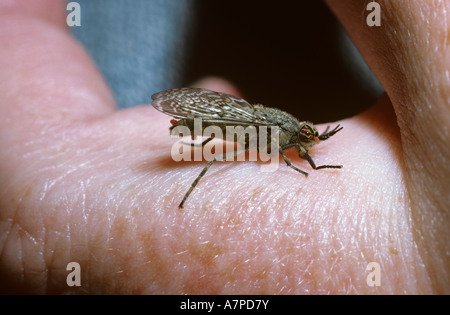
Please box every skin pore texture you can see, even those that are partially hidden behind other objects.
[0,0,448,294]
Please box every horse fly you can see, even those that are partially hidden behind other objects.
[152,87,343,209]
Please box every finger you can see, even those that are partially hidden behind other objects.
[326,0,450,293]
[0,0,116,132]
[190,76,243,97]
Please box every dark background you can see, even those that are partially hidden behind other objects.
[185,1,384,123]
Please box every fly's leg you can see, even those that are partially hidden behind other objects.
[281,143,342,172]
[279,148,309,177]
[181,137,214,147]
[179,148,246,209]
[318,124,343,141]
[304,151,342,170]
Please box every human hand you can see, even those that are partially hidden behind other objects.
[0,0,448,294]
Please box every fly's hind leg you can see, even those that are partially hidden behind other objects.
[178,148,246,209]
[181,137,214,147]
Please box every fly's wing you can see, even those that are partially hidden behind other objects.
[151,88,271,126]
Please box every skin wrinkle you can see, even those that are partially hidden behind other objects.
[8,187,46,285]
[18,131,114,294]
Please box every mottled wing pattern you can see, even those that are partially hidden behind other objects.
[151,88,271,126]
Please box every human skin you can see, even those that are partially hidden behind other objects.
[0,0,448,294]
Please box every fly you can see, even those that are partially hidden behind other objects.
[151,87,343,209]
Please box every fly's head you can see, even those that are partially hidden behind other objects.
[297,122,319,152]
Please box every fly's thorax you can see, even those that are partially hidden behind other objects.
[253,105,302,146]
[278,128,296,148]
[253,105,299,128]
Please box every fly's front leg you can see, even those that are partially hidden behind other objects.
[282,143,342,171]
[303,151,342,170]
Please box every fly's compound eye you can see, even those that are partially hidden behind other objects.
[299,125,314,141]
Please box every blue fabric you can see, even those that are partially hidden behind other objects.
[70,0,197,108]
